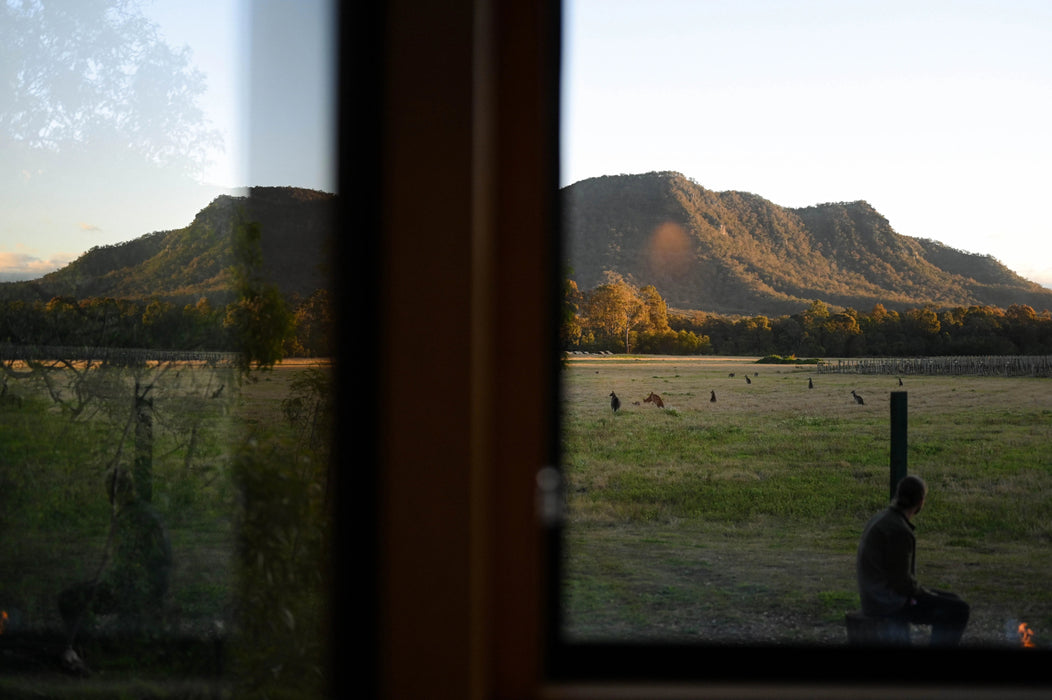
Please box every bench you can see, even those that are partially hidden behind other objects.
[845,610,911,646]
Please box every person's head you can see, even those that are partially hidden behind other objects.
[893,475,927,516]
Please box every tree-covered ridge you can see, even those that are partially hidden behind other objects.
[563,172,1052,316]
[2,187,334,307]
[0,187,335,358]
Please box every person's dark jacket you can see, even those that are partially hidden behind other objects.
[856,506,924,617]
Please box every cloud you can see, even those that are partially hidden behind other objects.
[0,251,74,280]
[79,222,102,232]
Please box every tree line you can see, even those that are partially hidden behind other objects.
[563,273,1052,357]
[0,289,332,359]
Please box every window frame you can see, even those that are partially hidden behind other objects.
[357,1,1052,697]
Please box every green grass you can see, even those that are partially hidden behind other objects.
[0,359,331,694]
[560,356,1052,647]
[0,366,238,628]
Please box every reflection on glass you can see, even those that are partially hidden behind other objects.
[0,0,336,694]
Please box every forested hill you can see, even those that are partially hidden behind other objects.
[0,186,335,305]
[563,172,1052,316]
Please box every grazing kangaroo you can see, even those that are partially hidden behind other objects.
[851,390,865,405]
[643,392,664,408]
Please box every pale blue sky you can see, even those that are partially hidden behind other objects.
[562,0,1052,288]
[143,0,248,191]
[6,0,1050,292]
[0,0,335,281]
[145,0,335,192]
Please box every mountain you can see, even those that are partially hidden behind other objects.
[1,187,335,305]
[563,172,1052,316]
[8,175,1048,320]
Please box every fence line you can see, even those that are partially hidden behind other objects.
[0,344,239,365]
[817,355,1052,377]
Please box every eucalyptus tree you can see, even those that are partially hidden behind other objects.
[1,0,220,176]
[584,277,646,352]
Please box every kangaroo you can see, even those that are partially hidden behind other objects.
[643,392,665,408]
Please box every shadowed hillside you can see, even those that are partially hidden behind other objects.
[563,172,1052,315]
[0,187,334,305]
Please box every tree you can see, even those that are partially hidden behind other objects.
[225,218,294,372]
[954,306,1011,354]
[142,299,177,347]
[1004,304,1045,354]
[182,297,224,350]
[796,300,832,355]
[2,0,219,171]
[735,315,774,355]
[1005,304,1037,323]
[287,289,333,358]
[2,0,222,278]
[560,276,583,349]
[583,277,645,352]
[638,284,670,334]
[907,305,941,335]
[825,311,862,356]
[225,286,292,371]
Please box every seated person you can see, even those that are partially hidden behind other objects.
[857,474,969,646]
[59,467,172,637]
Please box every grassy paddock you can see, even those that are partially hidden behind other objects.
[1,360,241,631]
[0,359,331,693]
[560,355,1052,647]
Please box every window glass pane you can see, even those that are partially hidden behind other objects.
[0,1,336,694]
[558,0,1052,661]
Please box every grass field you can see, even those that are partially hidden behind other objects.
[0,358,331,693]
[559,355,1052,647]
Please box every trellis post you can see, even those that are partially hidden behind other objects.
[890,391,907,500]
[134,381,154,503]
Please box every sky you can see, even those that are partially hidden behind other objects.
[144,0,335,192]
[0,0,336,281]
[561,0,1052,288]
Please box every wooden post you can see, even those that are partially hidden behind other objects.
[134,382,153,503]
[890,391,907,501]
